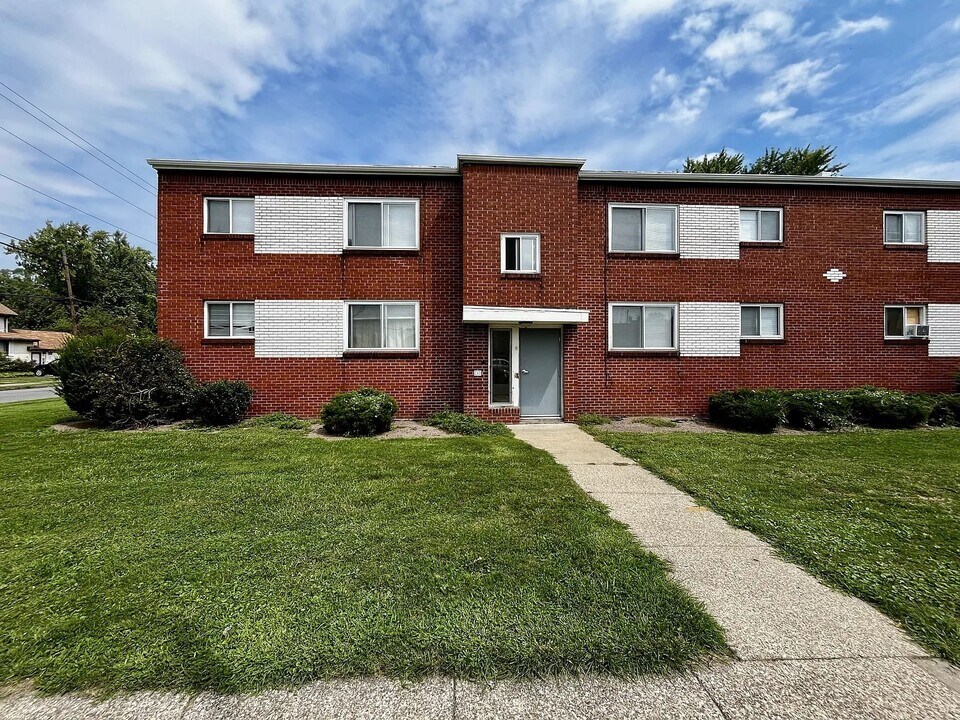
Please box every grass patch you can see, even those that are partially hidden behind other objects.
[0,372,58,389]
[590,427,960,663]
[632,417,677,428]
[243,412,312,431]
[575,413,612,427]
[425,411,510,436]
[0,400,724,692]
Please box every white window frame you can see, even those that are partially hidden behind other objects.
[883,304,927,339]
[204,197,254,234]
[740,304,784,339]
[204,300,255,339]
[607,203,679,254]
[883,210,926,245]
[500,233,540,273]
[343,301,420,351]
[607,303,679,351]
[343,198,420,250]
[488,325,519,407]
[739,208,783,243]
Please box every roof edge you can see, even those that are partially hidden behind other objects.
[579,170,960,190]
[458,154,585,169]
[146,159,459,177]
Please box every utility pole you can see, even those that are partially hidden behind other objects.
[61,247,78,335]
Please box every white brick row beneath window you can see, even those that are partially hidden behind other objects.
[678,205,741,260]
[678,302,741,356]
[254,300,344,357]
[927,211,960,263]
[254,196,344,254]
[927,304,960,357]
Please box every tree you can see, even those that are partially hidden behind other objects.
[2,221,157,333]
[683,145,847,176]
[0,269,67,329]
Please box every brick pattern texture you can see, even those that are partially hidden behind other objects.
[157,164,960,420]
[678,302,741,356]
[254,300,343,357]
[678,205,741,259]
[254,195,344,254]
[927,210,960,263]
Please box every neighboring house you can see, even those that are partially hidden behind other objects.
[149,155,960,421]
[0,304,72,364]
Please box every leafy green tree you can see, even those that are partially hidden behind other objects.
[2,221,156,332]
[684,145,847,176]
[0,269,67,329]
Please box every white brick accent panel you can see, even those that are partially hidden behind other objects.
[927,211,960,263]
[679,205,741,259]
[679,302,741,356]
[254,196,344,254]
[254,300,343,357]
[928,304,960,357]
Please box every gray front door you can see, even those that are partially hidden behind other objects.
[519,328,561,417]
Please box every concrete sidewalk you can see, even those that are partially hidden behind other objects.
[3,423,958,719]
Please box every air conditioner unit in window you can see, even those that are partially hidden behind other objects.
[906,325,930,337]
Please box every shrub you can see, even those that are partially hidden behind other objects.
[783,390,852,430]
[426,411,511,436]
[708,389,784,433]
[576,413,612,427]
[193,380,253,426]
[56,332,197,428]
[0,356,37,373]
[246,412,312,430]
[845,387,931,429]
[321,387,398,437]
[928,394,960,427]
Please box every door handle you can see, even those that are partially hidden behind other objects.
[520,369,529,374]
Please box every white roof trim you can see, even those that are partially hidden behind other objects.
[463,306,589,324]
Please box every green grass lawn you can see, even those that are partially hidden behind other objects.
[0,400,725,693]
[590,427,960,664]
[0,372,58,389]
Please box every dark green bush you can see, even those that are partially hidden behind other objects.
[708,389,784,433]
[426,411,511,436]
[784,390,852,430]
[928,394,960,427]
[576,413,612,427]
[0,356,37,373]
[321,387,398,437]
[845,387,931,429]
[56,332,197,428]
[193,380,253,426]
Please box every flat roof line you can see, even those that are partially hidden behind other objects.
[146,159,459,176]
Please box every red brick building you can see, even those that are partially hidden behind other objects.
[150,155,960,421]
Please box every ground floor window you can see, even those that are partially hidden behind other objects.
[205,301,254,338]
[489,328,513,404]
[884,305,926,338]
[346,302,419,350]
[609,303,677,350]
[740,304,783,339]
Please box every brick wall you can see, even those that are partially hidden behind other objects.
[927,210,960,263]
[254,196,344,254]
[678,205,740,259]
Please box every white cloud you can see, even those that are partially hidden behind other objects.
[673,11,717,46]
[656,77,720,124]
[703,9,795,73]
[650,68,681,97]
[950,16,960,32]
[863,58,960,125]
[757,59,838,106]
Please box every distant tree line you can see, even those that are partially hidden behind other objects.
[683,145,847,175]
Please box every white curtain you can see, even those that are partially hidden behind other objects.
[611,207,642,251]
[232,199,255,234]
[384,203,416,247]
[232,302,255,337]
[207,303,231,336]
[903,214,922,243]
[207,200,231,233]
[350,305,382,347]
[760,211,779,242]
[740,210,758,242]
[760,306,779,336]
[612,306,643,347]
[644,306,674,347]
[385,304,416,348]
[645,208,676,251]
[741,306,760,336]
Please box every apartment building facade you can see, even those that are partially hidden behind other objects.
[151,155,960,421]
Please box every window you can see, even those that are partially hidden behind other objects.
[609,204,678,253]
[740,304,783,339]
[884,211,925,245]
[609,304,677,350]
[205,301,254,338]
[884,305,926,338]
[501,234,540,273]
[346,302,419,350]
[205,198,254,234]
[345,199,419,248]
[740,208,782,243]
[489,328,513,404]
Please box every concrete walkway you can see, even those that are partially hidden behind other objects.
[0,387,57,403]
[3,423,958,719]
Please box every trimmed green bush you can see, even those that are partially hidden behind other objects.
[0,356,37,373]
[321,387,398,437]
[929,394,960,427]
[846,387,931,429]
[193,380,253,426]
[784,390,852,430]
[576,413,612,427]
[708,389,784,433]
[426,411,511,436]
[56,332,197,428]
[245,412,311,430]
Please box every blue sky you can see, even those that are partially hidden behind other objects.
[1,0,959,267]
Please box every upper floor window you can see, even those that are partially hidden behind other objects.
[501,234,540,273]
[884,305,927,338]
[609,303,677,350]
[884,211,925,245]
[346,199,419,249]
[740,304,783,339]
[740,208,782,243]
[205,301,254,338]
[609,204,678,253]
[205,198,254,234]
[346,301,419,350]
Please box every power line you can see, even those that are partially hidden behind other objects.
[0,123,156,218]
[0,172,156,246]
[0,89,157,197]
[0,79,158,191]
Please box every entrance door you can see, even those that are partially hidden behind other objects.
[519,328,561,417]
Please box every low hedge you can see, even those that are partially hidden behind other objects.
[426,411,511,436]
[846,387,931,429]
[708,389,784,433]
[928,394,960,427]
[193,380,253,426]
[321,387,398,437]
[783,390,852,430]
